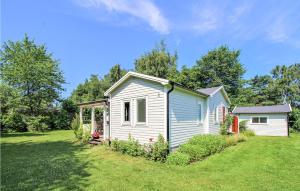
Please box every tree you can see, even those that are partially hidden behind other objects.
[70,64,126,103]
[0,34,65,116]
[108,64,126,84]
[134,41,178,79]
[269,64,300,107]
[175,46,245,104]
[0,34,65,131]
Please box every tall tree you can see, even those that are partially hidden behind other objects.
[70,64,126,103]
[175,46,245,104]
[134,41,178,79]
[269,64,300,107]
[0,34,65,116]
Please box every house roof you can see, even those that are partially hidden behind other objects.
[232,104,292,114]
[104,72,230,103]
[197,87,222,95]
[197,86,231,104]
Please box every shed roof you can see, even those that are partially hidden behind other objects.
[232,104,292,114]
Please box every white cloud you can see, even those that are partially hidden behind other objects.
[228,2,252,23]
[267,18,289,43]
[75,0,170,34]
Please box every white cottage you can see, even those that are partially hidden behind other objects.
[232,104,292,136]
[103,72,230,149]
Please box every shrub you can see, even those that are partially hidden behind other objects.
[220,115,233,135]
[237,134,248,142]
[178,144,208,161]
[166,152,190,166]
[179,135,227,162]
[225,136,237,146]
[239,120,248,132]
[1,112,27,132]
[146,134,168,162]
[110,135,144,157]
[289,108,300,131]
[71,114,83,140]
[242,129,255,137]
[25,116,48,132]
[188,135,227,154]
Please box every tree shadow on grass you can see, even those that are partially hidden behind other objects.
[0,133,48,138]
[1,141,90,191]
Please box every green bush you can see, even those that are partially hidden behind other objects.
[188,135,227,154]
[1,112,27,132]
[220,115,233,135]
[237,134,248,142]
[146,134,168,162]
[239,120,248,132]
[289,108,300,131]
[71,114,83,140]
[166,152,190,166]
[242,129,255,137]
[178,135,227,162]
[178,144,208,161]
[225,136,237,146]
[25,116,48,132]
[110,135,144,157]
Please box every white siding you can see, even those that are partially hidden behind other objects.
[208,91,229,134]
[169,88,207,148]
[110,77,166,144]
[238,113,288,136]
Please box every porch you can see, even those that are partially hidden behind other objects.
[78,99,109,143]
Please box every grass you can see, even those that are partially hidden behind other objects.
[1,130,300,191]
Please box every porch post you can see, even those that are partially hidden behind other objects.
[103,107,107,139]
[79,107,83,124]
[91,107,95,134]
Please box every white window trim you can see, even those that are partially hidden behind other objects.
[121,99,131,126]
[214,106,219,124]
[197,101,203,124]
[135,96,148,126]
[250,116,269,125]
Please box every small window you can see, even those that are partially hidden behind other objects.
[198,104,202,122]
[137,99,146,123]
[124,102,130,122]
[252,117,267,124]
[215,106,219,122]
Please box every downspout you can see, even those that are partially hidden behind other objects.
[167,82,175,152]
[104,96,111,146]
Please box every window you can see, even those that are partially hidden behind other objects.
[198,104,202,122]
[252,117,267,124]
[137,98,146,123]
[215,106,219,122]
[124,101,130,122]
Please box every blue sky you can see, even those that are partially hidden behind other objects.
[2,0,300,97]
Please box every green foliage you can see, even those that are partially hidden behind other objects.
[237,134,248,142]
[220,115,233,135]
[70,64,126,103]
[0,34,65,132]
[178,135,227,162]
[225,136,237,146]
[239,120,248,132]
[25,116,48,132]
[135,40,178,79]
[71,114,83,140]
[49,99,78,130]
[289,108,300,131]
[174,46,245,104]
[166,152,190,166]
[145,134,169,162]
[242,130,256,137]
[110,135,144,156]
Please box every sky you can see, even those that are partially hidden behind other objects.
[1,0,300,98]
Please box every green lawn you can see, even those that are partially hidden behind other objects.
[1,130,300,191]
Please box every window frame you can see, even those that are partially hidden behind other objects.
[135,97,148,126]
[197,102,203,124]
[214,106,219,124]
[121,100,131,126]
[251,116,268,124]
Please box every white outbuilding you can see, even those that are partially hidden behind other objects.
[232,104,292,136]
